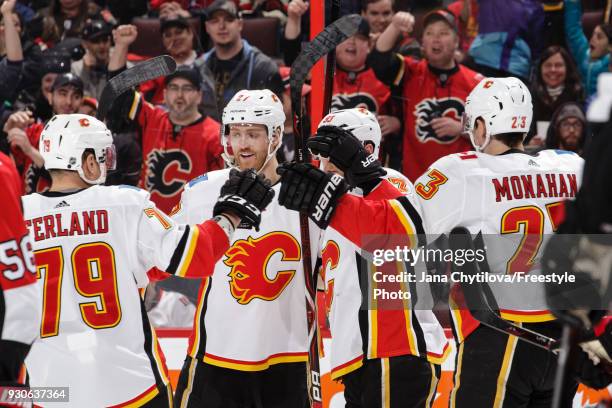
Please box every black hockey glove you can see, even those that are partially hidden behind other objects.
[213,169,275,231]
[307,125,386,190]
[276,162,348,229]
[572,348,612,389]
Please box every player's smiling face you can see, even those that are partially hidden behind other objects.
[229,124,272,171]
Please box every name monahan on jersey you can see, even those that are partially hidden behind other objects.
[22,185,228,407]
[171,169,320,371]
[321,168,449,380]
[413,150,584,342]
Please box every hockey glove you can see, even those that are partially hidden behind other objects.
[307,125,386,189]
[213,169,275,231]
[276,162,348,229]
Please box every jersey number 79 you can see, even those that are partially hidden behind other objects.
[35,242,122,338]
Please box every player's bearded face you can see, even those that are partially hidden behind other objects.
[229,124,271,170]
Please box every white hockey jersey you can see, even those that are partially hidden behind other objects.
[22,185,228,407]
[321,169,449,379]
[172,169,319,371]
[413,149,584,341]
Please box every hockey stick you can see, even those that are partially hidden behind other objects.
[448,227,560,352]
[289,13,362,408]
[323,0,341,114]
[96,55,177,121]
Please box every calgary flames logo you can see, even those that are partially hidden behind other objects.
[414,97,465,144]
[224,232,300,305]
[145,149,192,197]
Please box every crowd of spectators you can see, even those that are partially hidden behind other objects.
[0,0,610,319]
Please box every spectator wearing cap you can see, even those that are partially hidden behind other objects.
[194,0,283,121]
[545,101,588,154]
[108,27,223,212]
[564,0,611,98]
[71,19,112,100]
[3,72,83,193]
[136,17,202,105]
[465,0,544,81]
[370,9,482,181]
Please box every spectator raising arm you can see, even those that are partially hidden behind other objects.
[369,11,415,87]
[1,0,21,62]
[564,0,611,97]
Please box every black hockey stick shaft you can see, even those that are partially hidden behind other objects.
[96,55,177,121]
[289,12,361,408]
[323,0,341,114]
[449,227,560,352]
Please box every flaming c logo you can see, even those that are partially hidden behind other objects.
[321,240,340,317]
[224,232,300,305]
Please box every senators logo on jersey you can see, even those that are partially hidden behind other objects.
[145,149,192,197]
[414,97,465,144]
[224,232,300,305]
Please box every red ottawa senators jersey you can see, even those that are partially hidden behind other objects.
[0,152,39,365]
[10,122,51,194]
[395,58,482,181]
[331,68,391,114]
[133,94,224,214]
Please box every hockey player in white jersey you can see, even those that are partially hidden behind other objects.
[411,77,584,407]
[172,89,316,407]
[312,108,448,407]
[21,114,274,407]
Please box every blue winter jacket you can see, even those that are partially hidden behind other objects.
[468,0,545,79]
[564,0,610,97]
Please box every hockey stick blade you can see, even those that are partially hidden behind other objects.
[290,14,362,143]
[449,227,560,352]
[97,55,177,121]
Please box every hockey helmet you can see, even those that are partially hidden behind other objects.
[39,114,116,185]
[462,77,533,151]
[221,89,285,170]
[317,108,381,157]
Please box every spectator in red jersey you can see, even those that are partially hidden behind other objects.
[107,24,223,214]
[3,73,83,193]
[369,8,482,181]
[446,0,478,62]
[139,17,201,106]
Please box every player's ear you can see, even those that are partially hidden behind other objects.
[364,143,375,155]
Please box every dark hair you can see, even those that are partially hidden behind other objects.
[598,23,612,43]
[492,133,524,148]
[533,46,583,106]
[361,0,394,13]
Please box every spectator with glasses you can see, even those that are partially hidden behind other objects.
[107,24,223,213]
[544,101,588,155]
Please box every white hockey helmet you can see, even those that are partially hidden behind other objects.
[221,89,285,171]
[462,77,533,151]
[317,108,381,157]
[39,114,116,185]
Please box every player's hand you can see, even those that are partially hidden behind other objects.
[1,0,16,15]
[112,25,138,48]
[287,0,309,20]
[213,169,275,231]
[4,110,33,132]
[430,117,462,138]
[276,162,348,229]
[7,128,33,154]
[377,115,401,137]
[307,125,386,189]
[390,11,414,35]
